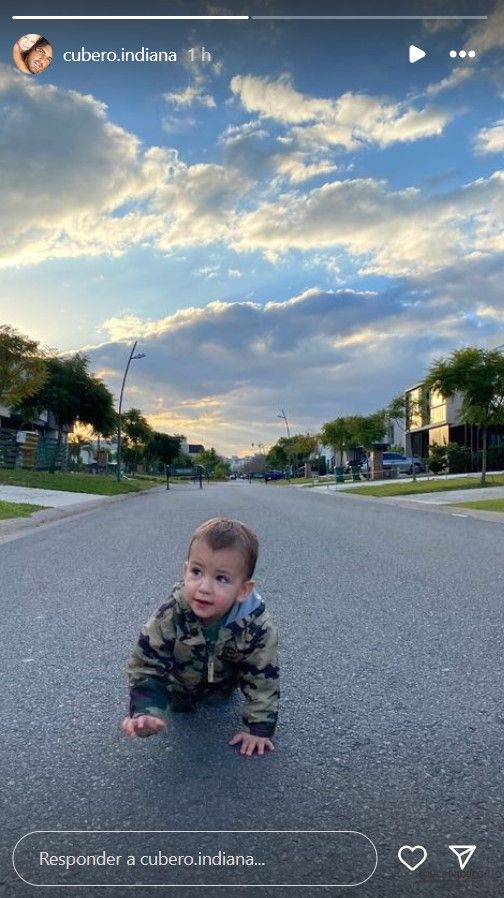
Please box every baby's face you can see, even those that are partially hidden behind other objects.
[18,34,40,52]
[183,538,253,623]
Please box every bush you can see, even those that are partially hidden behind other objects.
[427,443,447,474]
[445,443,471,474]
[471,447,504,472]
[428,442,504,474]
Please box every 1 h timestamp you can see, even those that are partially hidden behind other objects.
[187,46,212,62]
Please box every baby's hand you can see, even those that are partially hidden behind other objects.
[228,731,274,757]
[121,715,166,738]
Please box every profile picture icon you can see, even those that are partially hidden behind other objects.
[13,34,53,75]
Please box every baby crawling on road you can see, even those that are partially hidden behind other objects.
[121,517,279,757]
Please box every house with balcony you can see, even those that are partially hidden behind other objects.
[405,382,504,460]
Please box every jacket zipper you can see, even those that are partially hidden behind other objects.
[206,640,215,683]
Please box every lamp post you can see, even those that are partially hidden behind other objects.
[277,408,292,477]
[116,341,146,482]
[277,409,291,439]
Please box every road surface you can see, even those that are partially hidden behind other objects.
[2,481,503,897]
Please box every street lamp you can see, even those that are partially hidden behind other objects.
[277,408,292,477]
[116,341,146,482]
[276,409,291,439]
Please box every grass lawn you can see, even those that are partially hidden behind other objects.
[451,498,504,513]
[346,474,504,498]
[0,500,46,520]
[268,475,333,486]
[0,469,159,495]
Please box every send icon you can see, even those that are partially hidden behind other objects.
[448,845,476,871]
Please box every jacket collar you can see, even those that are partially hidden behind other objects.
[173,582,264,636]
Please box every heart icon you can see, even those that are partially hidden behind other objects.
[398,845,428,871]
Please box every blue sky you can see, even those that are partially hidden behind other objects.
[1,0,503,455]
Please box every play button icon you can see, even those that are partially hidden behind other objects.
[409,44,426,63]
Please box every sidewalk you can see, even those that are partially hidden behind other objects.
[313,471,504,496]
[310,475,504,522]
[375,485,504,505]
[0,484,108,507]
[0,484,150,543]
[313,481,504,504]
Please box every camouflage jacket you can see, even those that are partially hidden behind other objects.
[126,582,279,737]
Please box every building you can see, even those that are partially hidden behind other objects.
[179,440,204,456]
[405,381,504,459]
[0,404,70,469]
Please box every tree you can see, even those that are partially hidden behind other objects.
[143,432,182,472]
[347,411,388,474]
[15,354,116,472]
[265,439,288,470]
[320,417,354,466]
[266,433,318,476]
[0,325,47,407]
[425,346,504,486]
[194,447,229,479]
[291,433,319,460]
[121,408,153,471]
[68,432,93,468]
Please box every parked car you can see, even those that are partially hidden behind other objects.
[360,452,425,476]
[264,469,285,481]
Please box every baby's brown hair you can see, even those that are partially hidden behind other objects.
[188,518,258,580]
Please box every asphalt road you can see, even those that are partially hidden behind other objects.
[2,481,504,898]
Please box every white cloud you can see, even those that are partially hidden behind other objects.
[474,118,504,154]
[230,172,504,276]
[162,114,197,133]
[230,74,453,149]
[420,4,504,97]
[0,62,500,281]
[426,67,473,97]
[231,73,332,124]
[464,2,504,54]
[0,66,244,266]
[153,162,251,250]
[164,56,217,109]
[220,118,337,184]
[164,83,216,109]
[0,66,178,267]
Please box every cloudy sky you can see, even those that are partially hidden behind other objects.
[1,0,503,455]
